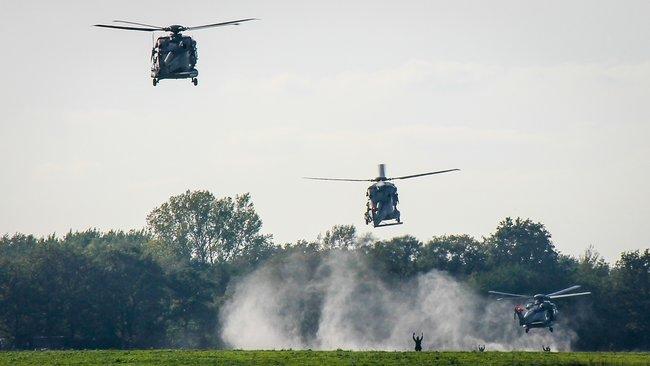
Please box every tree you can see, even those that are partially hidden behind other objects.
[486,217,558,271]
[418,235,486,276]
[319,225,357,250]
[147,190,272,264]
[2,211,649,352]
[610,249,650,349]
[569,246,613,350]
[91,245,169,348]
[369,236,422,279]
[0,231,171,349]
[158,263,219,348]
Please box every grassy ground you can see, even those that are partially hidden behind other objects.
[0,350,648,366]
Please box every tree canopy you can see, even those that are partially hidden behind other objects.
[0,190,647,351]
[147,190,272,264]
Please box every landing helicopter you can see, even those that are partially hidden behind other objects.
[94,18,257,86]
[303,164,459,228]
[489,285,591,333]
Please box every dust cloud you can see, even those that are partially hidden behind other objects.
[220,251,575,351]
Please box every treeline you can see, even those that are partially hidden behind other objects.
[0,190,648,350]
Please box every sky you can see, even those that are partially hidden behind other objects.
[0,0,648,262]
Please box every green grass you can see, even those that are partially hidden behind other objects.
[0,350,648,366]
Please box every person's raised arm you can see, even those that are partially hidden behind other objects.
[412,333,416,341]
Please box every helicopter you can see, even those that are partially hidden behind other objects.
[489,285,591,333]
[303,164,459,228]
[94,18,257,86]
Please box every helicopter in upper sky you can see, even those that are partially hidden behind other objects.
[304,164,459,228]
[94,18,257,86]
[489,285,591,333]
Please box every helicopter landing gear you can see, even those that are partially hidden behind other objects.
[153,78,158,86]
[549,327,553,333]
[192,78,198,86]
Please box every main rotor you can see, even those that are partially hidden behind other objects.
[166,25,187,35]
[94,18,258,36]
[489,285,591,302]
[303,163,460,183]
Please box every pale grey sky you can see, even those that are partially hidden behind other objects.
[1,0,648,261]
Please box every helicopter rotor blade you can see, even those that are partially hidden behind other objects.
[488,291,530,300]
[184,18,258,31]
[546,285,581,297]
[549,292,591,299]
[302,177,374,182]
[387,169,460,181]
[113,20,164,29]
[94,24,160,32]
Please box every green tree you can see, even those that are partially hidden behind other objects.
[91,245,169,348]
[610,249,650,349]
[369,236,422,279]
[160,263,219,348]
[569,246,613,350]
[147,190,272,264]
[418,235,486,276]
[319,225,357,250]
[486,217,558,271]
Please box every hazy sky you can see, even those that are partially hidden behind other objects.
[1,0,648,261]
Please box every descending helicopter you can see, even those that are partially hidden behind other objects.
[94,18,257,86]
[304,164,459,228]
[489,285,591,333]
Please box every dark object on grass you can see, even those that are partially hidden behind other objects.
[412,332,423,352]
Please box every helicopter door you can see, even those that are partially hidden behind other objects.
[153,38,170,71]
[367,195,377,213]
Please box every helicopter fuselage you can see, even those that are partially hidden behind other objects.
[365,181,401,227]
[515,299,558,332]
[151,34,198,84]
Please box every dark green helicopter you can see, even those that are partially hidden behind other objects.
[304,164,459,227]
[94,18,257,86]
[489,285,591,333]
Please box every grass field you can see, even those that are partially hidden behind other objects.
[0,350,649,366]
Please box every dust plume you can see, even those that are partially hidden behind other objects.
[220,250,575,350]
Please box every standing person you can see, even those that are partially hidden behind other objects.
[412,332,423,351]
